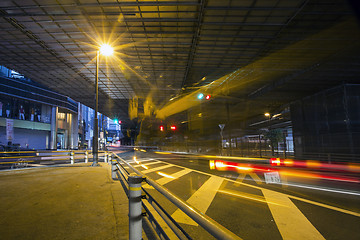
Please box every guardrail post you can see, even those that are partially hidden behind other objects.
[104,151,107,163]
[70,151,74,164]
[108,153,112,165]
[85,151,88,163]
[111,160,117,180]
[128,174,143,240]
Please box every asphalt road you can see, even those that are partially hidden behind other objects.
[115,148,360,240]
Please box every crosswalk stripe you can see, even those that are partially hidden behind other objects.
[234,173,262,186]
[234,173,246,186]
[133,161,160,167]
[141,164,172,174]
[142,168,192,189]
[157,169,192,185]
[249,173,262,184]
[262,189,325,240]
[127,159,156,164]
[171,175,224,226]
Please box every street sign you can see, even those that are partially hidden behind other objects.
[264,172,281,184]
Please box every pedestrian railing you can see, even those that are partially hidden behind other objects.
[0,150,110,169]
[111,152,242,240]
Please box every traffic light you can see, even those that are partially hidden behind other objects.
[170,125,176,130]
[160,125,164,131]
[197,93,211,100]
[114,119,122,124]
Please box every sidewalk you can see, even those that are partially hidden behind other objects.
[0,163,129,240]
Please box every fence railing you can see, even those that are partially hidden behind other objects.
[110,152,242,240]
[0,150,110,169]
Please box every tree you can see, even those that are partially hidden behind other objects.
[263,129,284,156]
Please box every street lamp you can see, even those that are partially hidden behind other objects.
[264,112,271,157]
[264,112,271,126]
[92,44,113,166]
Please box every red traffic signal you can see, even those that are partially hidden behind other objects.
[170,125,176,130]
[205,94,211,100]
[160,125,164,131]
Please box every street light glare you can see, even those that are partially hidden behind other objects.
[264,112,270,117]
[100,44,114,56]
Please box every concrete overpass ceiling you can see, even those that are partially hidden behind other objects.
[0,0,359,120]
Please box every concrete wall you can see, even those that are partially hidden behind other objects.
[291,84,360,160]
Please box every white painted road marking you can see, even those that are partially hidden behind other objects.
[262,189,325,240]
[171,175,224,226]
[234,173,263,186]
[157,169,192,185]
[142,168,192,189]
[141,164,172,174]
[133,161,160,167]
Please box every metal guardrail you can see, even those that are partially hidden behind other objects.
[110,152,242,240]
[0,150,110,169]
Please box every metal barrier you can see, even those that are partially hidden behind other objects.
[111,152,242,240]
[0,150,109,169]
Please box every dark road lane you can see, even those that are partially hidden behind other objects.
[116,148,360,240]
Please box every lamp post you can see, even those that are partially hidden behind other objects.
[219,124,225,156]
[264,112,271,157]
[92,44,113,166]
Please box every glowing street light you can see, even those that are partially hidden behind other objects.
[100,44,114,56]
[264,112,271,131]
[92,44,114,166]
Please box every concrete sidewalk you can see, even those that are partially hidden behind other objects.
[0,163,128,240]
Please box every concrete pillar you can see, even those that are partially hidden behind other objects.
[50,106,58,149]
[70,112,78,149]
[67,113,71,149]
[64,129,68,149]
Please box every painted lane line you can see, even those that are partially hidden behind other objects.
[142,168,192,189]
[127,159,157,164]
[230,178,360,217]
[249,173,263,184]
[287,195,360,217]
[157,169,192,185]
[234,173,262,186]
[171,175,224,226]
[262,189,325,240]
[233,173,246,186]
[133,161,161,167]
[141,165,172,174]
[278,182,360,196]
